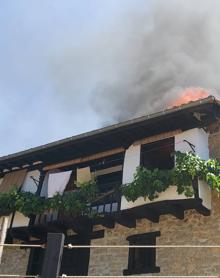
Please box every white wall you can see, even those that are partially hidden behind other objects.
[0,213,29,228]
[16,170,40,226]
[21,170,40,193]
[12,212,30,228]
[121,186,189,210]
[121,128,211,211]
[175,128,209,159]
[122,145,140,184]
[0,170,38,228]
[175,128,211,210]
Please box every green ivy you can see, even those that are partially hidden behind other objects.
[0,179,98,217]
[48,179,98,215]
[1,152,220,217]
[122,151,220,202]
[122,167,172,201]
[0,191,16,216]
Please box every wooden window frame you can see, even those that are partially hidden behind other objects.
[123,231,160,275]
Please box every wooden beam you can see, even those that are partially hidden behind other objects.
[41,233,65,278]
[168,204,185,220]
[43,147,125,171]
[116,212,136,228]
[133,129,181,146]
[134,207,160,223]
[94,216,115,229]
[9,228,30,242]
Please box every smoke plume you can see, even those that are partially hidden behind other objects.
[89,0,220,123]
[49,0,220,125]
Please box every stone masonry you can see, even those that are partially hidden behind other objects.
[89,192,220,276]
[0,247,30,277]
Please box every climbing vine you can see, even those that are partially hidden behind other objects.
[122,151,220,202]
[0,152,220,217]
[0,179,98,217]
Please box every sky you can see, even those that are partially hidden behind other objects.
[1,0,220,156]
[0,0,151,156]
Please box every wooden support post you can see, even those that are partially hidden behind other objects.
[0,216,9,263]
[41,233,65,278]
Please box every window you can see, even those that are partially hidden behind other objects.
[26,237,90,276]
[123,232,160,275]
[26,248,45,275]
[60,237,90,276]
[141,137,174,170]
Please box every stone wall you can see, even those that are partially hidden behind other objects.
[0,247,30,277]
[89,192,220,276]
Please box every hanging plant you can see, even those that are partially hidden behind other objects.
[49,179,98,215]
[122,151,220,202]
[122,167,172,201]
[0,191,16,216]
[0,179,99,217]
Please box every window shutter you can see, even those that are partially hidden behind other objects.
[0,169,27,193]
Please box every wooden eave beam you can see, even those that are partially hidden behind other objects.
[133,129,182,146]
[43,147,125,171]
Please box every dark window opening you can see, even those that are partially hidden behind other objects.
[96,171,122,193]
[123,231,160,275]
[64,170,77,192]
[141,137,174,170]
[26,247,45,276]
[60,237,90,276]
[91,171,122,213]
[26,237,90,276]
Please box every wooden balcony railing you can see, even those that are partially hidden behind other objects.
[89,181,121,214]
[34,181,122,226]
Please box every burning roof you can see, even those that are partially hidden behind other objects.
[169,88,210,108]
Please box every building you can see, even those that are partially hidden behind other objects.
[1,95,220,276]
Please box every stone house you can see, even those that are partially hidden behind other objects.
[1,95,220,276]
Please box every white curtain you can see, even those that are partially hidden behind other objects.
[47,170,72,198]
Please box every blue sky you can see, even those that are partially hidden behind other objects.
[0,0,151,155]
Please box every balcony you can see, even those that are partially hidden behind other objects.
[20,181,121,240]
[121,179,211,223]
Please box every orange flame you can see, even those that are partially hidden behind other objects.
[169,88,209,108]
